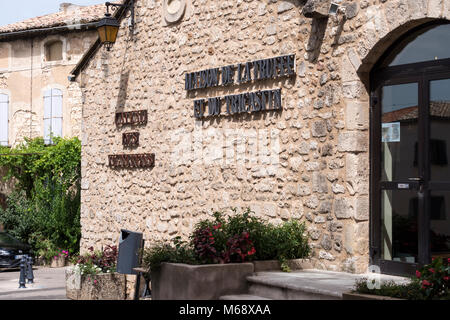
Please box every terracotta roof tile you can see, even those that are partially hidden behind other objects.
[382,101,450,123]
[0,3,111,34]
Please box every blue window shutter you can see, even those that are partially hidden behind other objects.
[43,88,63,144]
[43,89,52,144]
[51,89,63,139]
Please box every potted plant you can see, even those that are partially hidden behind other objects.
[143,208,311,300]
[51,249,70,268]
[344,257,450,300]
[66,245,128,300]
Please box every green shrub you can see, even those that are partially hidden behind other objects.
[33,238,59,264]
[354,278,423,300]
[31,179,81,254]
[142,236,198,271]
[191,209,310,269]
[142,208,311,272]
[414,257,450,299]
[354,258,450,300]
[0,190,35,243]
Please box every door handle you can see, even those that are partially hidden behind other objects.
[408,177,424,192]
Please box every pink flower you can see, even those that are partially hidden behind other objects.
[415,270,421,278]
[429,268,435,273]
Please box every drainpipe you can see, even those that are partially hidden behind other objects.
[30,39,33,139]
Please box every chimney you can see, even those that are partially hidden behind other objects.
[60,3,82,13]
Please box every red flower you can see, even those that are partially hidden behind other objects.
[247,247,256,256]
[444,276,449,281]
[421,280,432,289]
[213,224,222,230]
[429,268,435,273]
[415,270,421,278]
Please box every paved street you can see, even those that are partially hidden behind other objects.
[0,266,68,300]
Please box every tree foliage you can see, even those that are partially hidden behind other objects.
[0,137,82,259]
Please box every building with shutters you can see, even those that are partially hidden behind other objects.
[0,3,105,200]
[0,3,105,148]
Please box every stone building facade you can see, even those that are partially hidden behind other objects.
[73,0,450,274]
[0,3,104,147]
[0,3,104,202]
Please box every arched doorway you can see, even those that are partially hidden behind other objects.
[370,21,450,275]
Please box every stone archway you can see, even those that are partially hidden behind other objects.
[338,0,450,273]
[350,1,450,81]
[335,1,450,273]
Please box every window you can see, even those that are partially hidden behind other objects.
[44,89,63,144]
[45,40,63,62]
[0,93,8,146]
[380,23,450,68]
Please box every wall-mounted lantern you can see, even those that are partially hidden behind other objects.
[97,0,135,51]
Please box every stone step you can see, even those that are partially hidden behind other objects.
[246,270,361,300]
[219,294,271,300]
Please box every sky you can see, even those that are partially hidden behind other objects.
[0,0,105,27]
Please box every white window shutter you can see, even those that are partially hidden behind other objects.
[51,89,63,118]
[51,118,62,139]
[0,94,8,146]
[51,89,63,138]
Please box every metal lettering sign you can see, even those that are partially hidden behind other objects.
[108,153,155,169]
[122,132,140,148]
[185,54,295,119]
[115,110,148,126]
[185,54,296,91]
[193,88,282,119]
[112,112,152,170]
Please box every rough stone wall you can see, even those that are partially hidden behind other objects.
[78,0,450,273]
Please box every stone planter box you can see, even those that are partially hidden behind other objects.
[343,292,405,300]
[151,262,254,300]
[65,267,143,300]
[51,256,66,268]
[150,259,312,300]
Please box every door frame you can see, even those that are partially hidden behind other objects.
[370,58,450,276]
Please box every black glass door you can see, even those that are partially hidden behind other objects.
[370,22,450,276]
[372,80,423,275]
[371,68,450,275]
[427,76,450,261]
